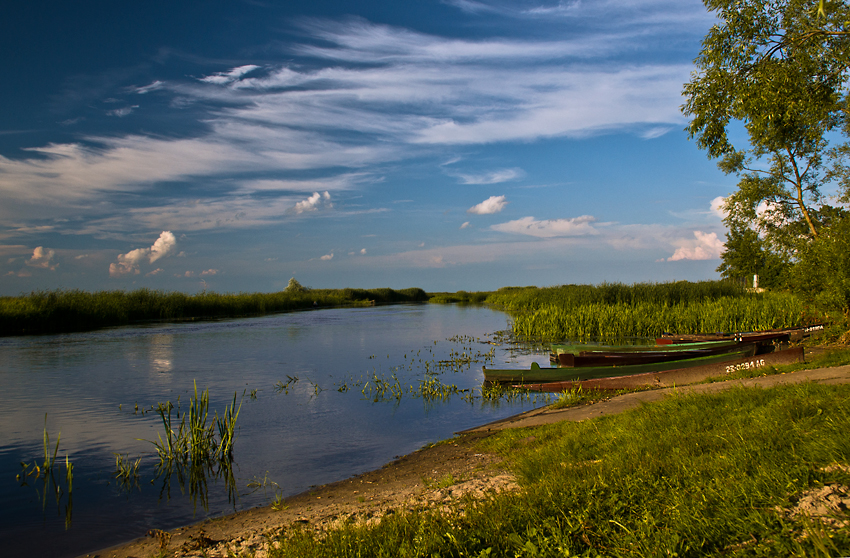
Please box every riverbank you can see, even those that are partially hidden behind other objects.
[87,361,850,558]
[0,287,429,336]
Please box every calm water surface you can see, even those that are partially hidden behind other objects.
[0,304,547,557]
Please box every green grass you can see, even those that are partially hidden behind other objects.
[0,286,428,336]
[427,290,492,304]
[484,281,813,340]
[261,381,850,557]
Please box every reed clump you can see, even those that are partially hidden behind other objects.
[486,281,809,340]
[125,382,244,509]
[0,286,428,336]
[17,418,74,529]
[149,382,242,468]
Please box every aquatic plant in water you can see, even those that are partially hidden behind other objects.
[17,417,74,528]
[135,382,243,510]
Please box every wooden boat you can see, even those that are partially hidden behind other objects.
[517,346,805,392]
[657,324,823,345]
[551,339,736,356]
[557,341,758,368]
[550,339,739,364]
[483,343,757,384]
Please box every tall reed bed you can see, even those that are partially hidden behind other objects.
[487,282,807,340]
[0,287,428,336]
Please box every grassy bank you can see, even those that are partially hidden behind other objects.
[264,381,850,557]
[0,287,428,336]
[484,282,814,340]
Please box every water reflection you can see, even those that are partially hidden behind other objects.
[153,455,238,513]
[149,333,174,375]
[0,304,551,558]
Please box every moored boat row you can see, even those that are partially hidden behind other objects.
[483,343,758,384]
[484,325,817,387]
[516,346,805,392]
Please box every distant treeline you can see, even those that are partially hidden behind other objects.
[1,280,826,340]
[0,286,428,336]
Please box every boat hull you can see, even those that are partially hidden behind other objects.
[483,344,757,384]
[556,341,758,367]
[517,347,805,392]
[551,339,736,356]
[657,325,823,345]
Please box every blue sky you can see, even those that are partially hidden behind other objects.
[0,0,737,294]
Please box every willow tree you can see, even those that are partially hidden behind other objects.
[683,0,850,263]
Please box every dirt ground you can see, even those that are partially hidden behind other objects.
[84,363,850,558]
[85,431,519,558]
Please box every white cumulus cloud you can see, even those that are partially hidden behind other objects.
[27,246,57,270]
[150,231,177,263]
[467,195,508,215]
[110,231,177,277]
[294,191,332,214]
[320,252,334,260]
[666,231,724,261]
[710,196,726,219]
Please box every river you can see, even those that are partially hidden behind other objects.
[0,303,548,557]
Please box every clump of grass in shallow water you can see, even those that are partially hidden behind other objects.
[136,382,243,509]
[16,416,74,529]
[149,381,242,467]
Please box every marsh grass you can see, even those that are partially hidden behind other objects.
[427,291,491,304]
[262,382,850,557]
[0,287,428,336]
[113,453,142,492]
[484,281,812,340]
[16,418,74,529]
[246,472,287,510]
[135,383,244,510]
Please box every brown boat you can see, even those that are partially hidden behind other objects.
[657,325,823,346]
[517,346,805,392]
[557,341,758,368]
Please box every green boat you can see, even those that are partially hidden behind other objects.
[550,339,738,356]
[484,343,757,384]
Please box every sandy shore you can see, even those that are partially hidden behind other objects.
[83,363,850,558]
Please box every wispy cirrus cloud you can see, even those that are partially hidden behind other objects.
[457,169,524,185]
[0,5,709,239]
[200,65,261,85]
[444,0,714,28]
[134,81,164,94]
[491,215,599,238]
[107,105,138,117]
